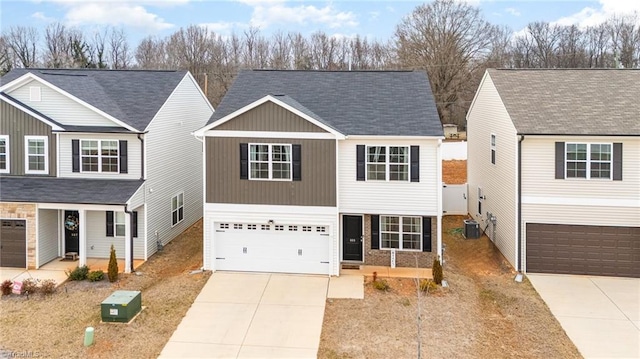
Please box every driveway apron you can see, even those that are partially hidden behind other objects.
[159,272,328,359]
[528,274,640,359]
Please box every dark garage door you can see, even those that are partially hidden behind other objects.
[526,223,640,278]
[0,219,27,268]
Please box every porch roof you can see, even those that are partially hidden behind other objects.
[0,176,144,205]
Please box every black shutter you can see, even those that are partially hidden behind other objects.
[292,144,301,181]
[410,145,420,182]
[119,140,128,174]
[106,211,114,237]
[613,143,622,181]
[370,215,379,249]
[132,211,138,238]
[72,139,80,172]
[555,142,565,179]
[422,217,432,252]
[356,145,365,181]
[240,143,248,180]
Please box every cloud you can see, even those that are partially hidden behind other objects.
[552,0,640,28]
[199,21,248,35]
[369,11,380,21]
[505,7,520,17]
[238,0,358,29]
[31,11,56,22]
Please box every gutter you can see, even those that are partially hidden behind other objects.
[515,135,525,282]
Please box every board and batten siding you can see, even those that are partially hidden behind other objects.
[215,101,327,132]
[37,209,59,267]
[0,100,56,176]
[338,139,439,216]
[144,74,212,258]
[6,79,117,127]
[58,133,142,179]
[85,210,145,259]
[206,137,336,206]
[466,73,519,268]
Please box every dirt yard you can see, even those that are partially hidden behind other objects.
[318,215,581,359]
[443,160,466,184]
[0,220,209,359]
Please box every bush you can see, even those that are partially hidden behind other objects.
[1,280,13,296]
[87,270,104,282]
[372,279,390,292]
[21,278,39,294]
[419,279,437,293]
[40,279,56,295]
[67,265,90,281]
[108,245,119,282]
[432,257,443,285]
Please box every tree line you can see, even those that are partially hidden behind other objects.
[1,0,638,127]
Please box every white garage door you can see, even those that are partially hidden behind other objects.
[213,222,332,275]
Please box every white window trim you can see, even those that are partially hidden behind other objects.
[171,192,184,227]
[24,135,48,174]
[365,145,410,182]
[0,135,9,173]
[565,142,612,180]
[248,143,292,181]
[490,134,496,165]
[379,215,422,251]
[114,212,126,237]
[80,139,120,173]
[29,86,41,102]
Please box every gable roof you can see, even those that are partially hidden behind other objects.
[1,68,188,131]
[206,70,443,137]
[487,69,640,136]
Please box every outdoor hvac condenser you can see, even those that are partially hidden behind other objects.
[101,290,142,323]
[464,220,480,239]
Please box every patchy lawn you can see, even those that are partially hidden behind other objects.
[443,160,466,184]
[0,220,209,359]
[318,216,581,359]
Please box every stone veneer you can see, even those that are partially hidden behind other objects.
[0,202,37,269]
[362,214,437,268]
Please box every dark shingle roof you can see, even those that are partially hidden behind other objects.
[1,68,188,131]
[487,69,640,136]
[0,177,144,205]
[208,70,443,137]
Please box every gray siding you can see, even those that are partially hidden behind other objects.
[216,102,327,132]
[206,137,336,206]
[37,209,59,267]
[0,101,56,176]
[86,210,145,259]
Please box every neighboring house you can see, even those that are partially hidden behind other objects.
[0,68,213,272]
[467,69,639,278]
[194,70,444,276]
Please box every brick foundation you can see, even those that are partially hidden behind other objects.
[0,202,37,269]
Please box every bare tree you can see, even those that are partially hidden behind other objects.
[109,28,131,69]
[270,31,292,69]
[0,35,13,74]
[5,26,39,68]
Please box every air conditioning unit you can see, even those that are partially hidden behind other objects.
[464,220,480,239]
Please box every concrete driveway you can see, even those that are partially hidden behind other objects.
[528,274,640,359]
[159,272,329,359]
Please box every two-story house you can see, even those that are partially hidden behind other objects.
[194,70,444,276]
[467,69,639,278]
[0,68,213,272]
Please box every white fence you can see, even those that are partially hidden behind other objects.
[443,183,467,215]
[442,141,467,160]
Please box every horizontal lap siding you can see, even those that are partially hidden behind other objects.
[85,210,145,259]
[206,137,336,206]
[37,209,59,267]
[215,101,327,132]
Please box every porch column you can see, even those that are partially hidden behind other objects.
[124,212,132,273]
[78,209,87,267]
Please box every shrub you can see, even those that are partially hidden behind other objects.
[87,270,104,282]
[107,245,119,282]
[21,278,39,294]
[432,257,443,285]
[372,279,390,292]
[40,279,56,295]
[419,279,437,293]
[67,265,90,281]
[1,280,13,296]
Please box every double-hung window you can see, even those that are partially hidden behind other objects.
[25,136,48,174]
[249,144,292,180]
[380,215,422,250]
[81,140,119,173]
[115,212,126,236]
[0,135,8,173]
[366,146,409,181]
[490,134,496,164]
[566,143,611,179]
[171,192,184,226]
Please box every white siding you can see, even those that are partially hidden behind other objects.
[37,209,59,267]
[58,133,142,179]
[7,79,118,127]
[144,74,213,258]
[85,210,145,259]
[338,139,440,216]
[466,74,519,268]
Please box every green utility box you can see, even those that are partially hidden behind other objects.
[101,290,141,323]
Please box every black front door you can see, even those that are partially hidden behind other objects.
[343,215,363,261]
[64,210,80,253]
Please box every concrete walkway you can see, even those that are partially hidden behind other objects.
[528,274,640,359]
[159,272,331,359]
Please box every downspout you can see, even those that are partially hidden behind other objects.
[124,204,134,273]
[515,135,525,282]
[137,134,144,180]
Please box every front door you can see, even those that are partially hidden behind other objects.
[343,215,363,261]
[64,211,80,253]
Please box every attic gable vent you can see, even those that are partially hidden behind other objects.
[29,86,41,102]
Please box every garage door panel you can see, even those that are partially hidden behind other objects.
[526,223,640,278]
[0,219,27,268]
